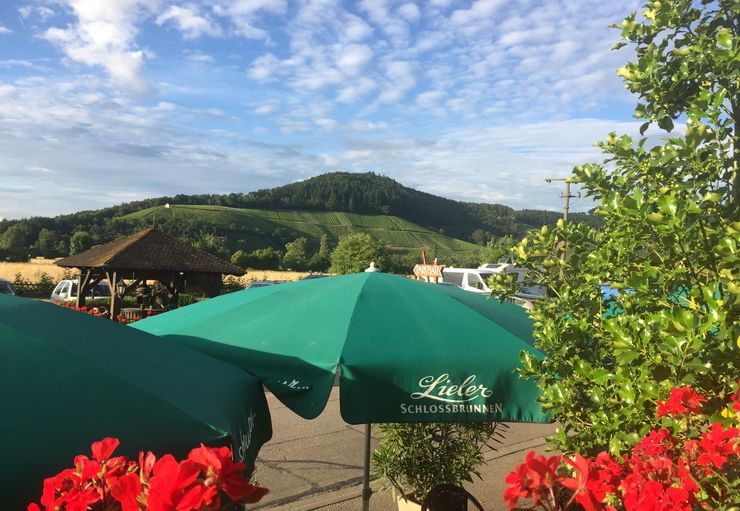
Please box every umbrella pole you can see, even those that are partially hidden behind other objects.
[362,423,372,511]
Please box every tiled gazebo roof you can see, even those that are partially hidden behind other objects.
[56,228,243,276]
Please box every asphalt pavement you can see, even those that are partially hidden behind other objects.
[250,388,556,511]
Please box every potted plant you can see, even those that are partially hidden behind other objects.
[371,421,500,510]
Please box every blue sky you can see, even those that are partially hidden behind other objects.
[0,0,647,220]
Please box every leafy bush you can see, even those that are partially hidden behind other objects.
[372,422,500,503]
[491,0,739,457]
[330,233,391,274]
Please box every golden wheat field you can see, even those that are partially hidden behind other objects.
[0,258,71,282]
[225,270,314,285]
[0,259,312,285]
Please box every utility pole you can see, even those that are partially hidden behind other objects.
[544,177,579,223]
[545,177,580,281]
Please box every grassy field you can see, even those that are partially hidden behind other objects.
[0,258,70,282]
[121,205,480,256]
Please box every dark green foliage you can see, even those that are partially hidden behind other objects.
[69,231,93,255]
[193,233,230,261]
[307,234,331,272]
[37,228,62,258]
[480,236,515,263]
[244,173,601,240]
[11,272,57,298]
[0,223,31,261]
[247,247,282,270]
[230,249,250,269]
[282,237,309,271]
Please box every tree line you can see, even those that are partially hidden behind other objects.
[0,172,597,264]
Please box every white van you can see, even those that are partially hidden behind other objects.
[441,268,495,295]
[51,279,111,303]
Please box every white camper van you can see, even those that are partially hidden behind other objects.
[441,268,494,295]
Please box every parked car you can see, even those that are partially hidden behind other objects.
[436,281,462,289]
[244,280,277,290]
[300,274,332,280]
[0,278,16,295]
[50,279,111,303]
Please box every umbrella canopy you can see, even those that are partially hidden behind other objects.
[134,272,548,425]
[0,295,272,508]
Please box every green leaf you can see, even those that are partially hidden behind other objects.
[716,29,731,48]
[658,116,674,131]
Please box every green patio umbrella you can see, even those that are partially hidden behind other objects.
[134,272,549,509]
[0,294,272,509]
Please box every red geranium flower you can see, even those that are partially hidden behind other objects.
[187,444,268,502]
[110,473,142,511]
[656,387,706,418]
[696,422,739,469]
[91,437,120,462]
[503,459,532,509]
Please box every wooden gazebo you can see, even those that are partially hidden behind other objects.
[56,228,244,320]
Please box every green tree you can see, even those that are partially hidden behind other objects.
[231,249,250,269]
[480,236,514,263]
[308,234,331,272]
[330,233,390,274]
[69,231,93,255]
[37,228,60,258]
[249,247,281,269]
[283,237,309,271]
[194,233,230,261]
[0,223,31,261]
[492,0,739,458]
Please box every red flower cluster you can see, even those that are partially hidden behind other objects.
[59,302,108,319]
[656,387,706,418]
[28,438,268,511]
[504,386,740,511]
[503,451,564,507]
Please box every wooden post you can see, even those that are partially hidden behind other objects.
[76,269,93,309]
[108,271,120,321]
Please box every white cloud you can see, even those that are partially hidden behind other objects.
[450,0,506,26]
[0,26,12,35]
[0,0,649,220]
[156,4,222,39]
[43,0,160,94]
[184,51,216,64]
[337,77,377,103]
[359,0,410,43]
[248,53,281,81]
[215,0,287,39]
[335,43,373,76]
[320,153,340,166]
[344,14,373,41]
[416,90,445,108]
[18,5,55,20]
[378,60,415,102]
[398,3,421,22]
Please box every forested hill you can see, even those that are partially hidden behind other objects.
[0,172,599,261]
[241,172,598,239]
[101,172,592,239]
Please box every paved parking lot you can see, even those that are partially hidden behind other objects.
[252,388,556,511]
